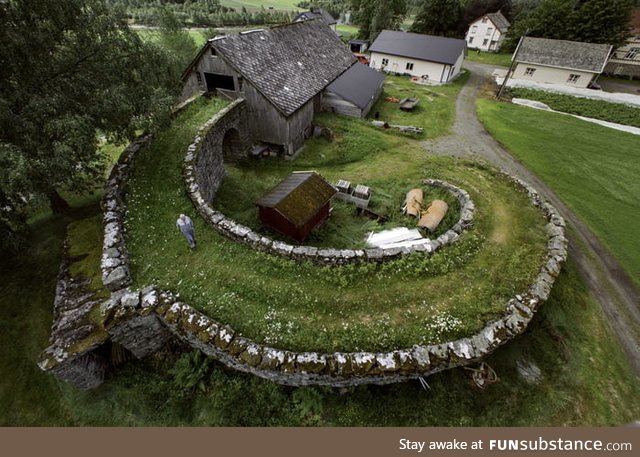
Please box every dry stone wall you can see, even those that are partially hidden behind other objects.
[184,107,476,265]
[41,100,568,389]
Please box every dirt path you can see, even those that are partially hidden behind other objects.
[423,61,640,375]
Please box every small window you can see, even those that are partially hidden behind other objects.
[468,37,474,44]
[471,25,478,33]
[382,58,389,67]
[196,72,203,86]
[486,27,493,36]
[567,74,581,83]
[210,47,217,57]
[482,39,489,46]
[524,67,536,76]
[406,62,414,71]
[481,17,488,23]
[624,48,639,60]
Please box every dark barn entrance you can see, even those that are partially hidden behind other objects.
[203,72,235,92]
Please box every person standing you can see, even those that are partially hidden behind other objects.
[176,214,196,250]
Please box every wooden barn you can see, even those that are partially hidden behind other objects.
[180,20,357,156]
[255,171,337,242]
[322,62,385,118]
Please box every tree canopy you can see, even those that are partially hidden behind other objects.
[351,0,408,42]
[0,0,179,252]
[503,0,635,51]
[411,0,463,37]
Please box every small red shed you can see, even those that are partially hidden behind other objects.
[255,171,337,242]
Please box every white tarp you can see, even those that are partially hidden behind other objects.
[365,227,423,248]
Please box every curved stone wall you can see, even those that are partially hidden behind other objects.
[45,101,567,389]
[184,107,476,265]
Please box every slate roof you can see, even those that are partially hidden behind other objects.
[484,11,510,33]
[256,171,336,227]
[294,8,336,26]
[515,37,612,73]
[211,20,356,116]
[368,30,466,66]
[326,62,385,109]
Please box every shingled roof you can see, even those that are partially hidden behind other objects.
[515,37,613,73]
[211,20,355,116]
[326,62,385,109]
[256,171,336,228]
[369,31,466,66]
[294,8,336,26]
[484,11,510,33]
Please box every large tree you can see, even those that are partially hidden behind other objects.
[503,0,634,51]
[0,0,178,251]
[351,0,407,41]
[411,0,464,37]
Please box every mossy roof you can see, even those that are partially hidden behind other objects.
[256,171,336,227]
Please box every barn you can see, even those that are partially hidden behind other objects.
[322,62,385,118]
[180,20,359,157]
[255,171,337,242]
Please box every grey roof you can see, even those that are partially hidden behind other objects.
[294,8,336,25]
[485,11,510,32]
[368,30,466,66]
[212,20,355,116]
[326,62,385,109]
[256,171,336,227]
[515,37,612,73]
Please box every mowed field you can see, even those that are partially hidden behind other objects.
[220,0,301,10]
[477,100,640,285]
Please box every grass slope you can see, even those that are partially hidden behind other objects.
[125,97,547,352]
[477,99,640,285]
[465,51,512,67]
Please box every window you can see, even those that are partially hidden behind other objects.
[624,48,639,60]
[210,47,217,56]
[406,62,414,71]
[196,72,203,87]
[524,67,536,76]
[567,74,581,83]
[382,58,389,67]
[482,39,489,46]
[471,25,478,34]
[486,27,493,36]
[481,17,488,23]
[468,37,474,44]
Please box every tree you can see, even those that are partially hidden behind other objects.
[351,0,407,41]
[155,6,199,82]
[0,0,178,249]
[462,0,513,24]
[503,0,634,51]
[411,0,463,37]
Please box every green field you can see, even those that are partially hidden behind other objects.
[136,28,209,47]
[477,99,640,285]
[465,50,512,67]
[337,24,359,39]
[220,0,301,10]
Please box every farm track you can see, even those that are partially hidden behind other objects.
[422,61,640,375]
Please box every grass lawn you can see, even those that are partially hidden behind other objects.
[369,72,470,139]
[220,0,301,11]
[336,24,359,40]
[136,29,209,47]
[477,99,640,285]
[125,97,548,353]
[465,50,512,67]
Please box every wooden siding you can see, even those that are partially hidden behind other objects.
[258,202,331,242]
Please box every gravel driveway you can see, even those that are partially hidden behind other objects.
[423,61,640,374]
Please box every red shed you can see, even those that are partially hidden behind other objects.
[256,171,337,242]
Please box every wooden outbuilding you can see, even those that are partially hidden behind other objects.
[255,171,337,242]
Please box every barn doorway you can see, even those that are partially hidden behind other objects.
[203,72,235,92]
[222,128,243,161]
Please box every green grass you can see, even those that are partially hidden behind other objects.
[369,72,470,139]
[136,29,208,47]
[336,24,359,40]
[477,99,640,285]
[507,88,640,128]
[220,0,301,11]
[125,97,548,353]
[465,50,512,67]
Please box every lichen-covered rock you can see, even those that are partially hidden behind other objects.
[296,352,327,374]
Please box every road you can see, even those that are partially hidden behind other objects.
[423,61,640,375]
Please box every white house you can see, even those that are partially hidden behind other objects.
[368,30,466,84]
[465,11,510,52]
[604,9,640,79]
[510,37,612,89]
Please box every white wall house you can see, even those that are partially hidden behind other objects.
[368,30,466,84]
[604,10,640,79]
[465,11,510,52]
[510,37,612,89]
